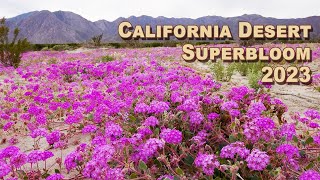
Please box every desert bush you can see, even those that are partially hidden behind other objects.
[32,44,79,51]
[248,70,262,90]
[51,44,71,51]
[209,60,235,82]
[235,61,266,76]
[108,43,122,48]
[0,17,30,68]
[144,42,163,48]
[91,33,103,47]
[195,41,210,45]
[162,40,178,47]
[235,62,250,76]
[96,55,114,63]
[41,47,49,51]
[107,41,185,49]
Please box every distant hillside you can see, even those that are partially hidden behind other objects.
[5,10,320,44]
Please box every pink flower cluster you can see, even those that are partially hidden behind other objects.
[194,153,220,175]
[160,128,183,144]
[220,141,250,159]
[245,149,270,171]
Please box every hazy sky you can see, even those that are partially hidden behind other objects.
[1,0,319,21]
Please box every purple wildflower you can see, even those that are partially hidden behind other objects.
[134,103,150,113]
[3,121,14,131]
[143,116,159,127]
[0,161,10,178]
[299,170,320,180]
[304,109,320,120]
[46,174,64,180]
[82,125,98,134]
[207,113,219,121]
[243,117,275,142]
[105,168,124,180]
[313,133,320,145]
[220,141,250,159]
[194,153,220,175]
[0,146,20,159]
[10,153,27,168]
[149,100,169,114]
[160,128,182,145]
[247,102,266,118]
[93,144,115,165]
[46,131,61,145]
[64,151,83,171]
[105,122,123,139]
[27,150,42,163]
[30,128,48,138]
[279,123,296,141]
[245,149,270,171]
[189,111,204,125]
[276,144,300,159]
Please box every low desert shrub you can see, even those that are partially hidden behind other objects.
[209,60,235,82]
[108,43,122,49]
[0,17,30,68]
[235,61,265,76]
[41,47,49,51]
[248,70,262,90]
[98,55,114,63]
[91,34,103,47]
[236,62,250,76]
[51,44,71,51]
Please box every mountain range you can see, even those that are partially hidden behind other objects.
[5,10,320,44]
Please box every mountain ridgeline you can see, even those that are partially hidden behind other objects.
[5,10,320,44]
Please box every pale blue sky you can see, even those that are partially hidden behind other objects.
[1,0,319,21]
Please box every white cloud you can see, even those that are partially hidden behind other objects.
[0,0,319,21]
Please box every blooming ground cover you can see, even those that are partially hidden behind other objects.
[0,46,319,179]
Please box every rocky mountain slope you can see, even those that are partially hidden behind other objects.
[5,10,320,43]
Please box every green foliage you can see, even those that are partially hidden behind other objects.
[108,43,122,48]
[32,43,80,51]
[0,17,30,68]
[209,60,235,82]
[144,42,164,48]
[248,69,262,90]
[91,33,103,47]
[236,63,250,76]
[108,41,178,49]
[98,55,114,63]
[235,62,265,76]
[162,40,178,47]
[195,41,210,45]
[233,61,266,90]
[138,160,148,171]
[41,47,49,51]
[51,44,71,51]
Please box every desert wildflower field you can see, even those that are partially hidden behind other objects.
[0,44,320,180]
